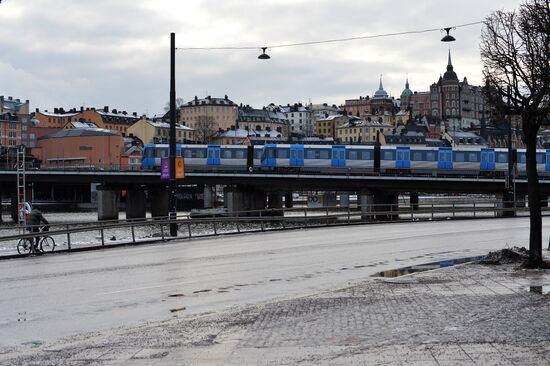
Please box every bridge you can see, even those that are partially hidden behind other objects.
[0,168,548,222]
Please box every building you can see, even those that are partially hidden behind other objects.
[34,106,141,137]
[127,117,194,145]
[443,130,487,147]
[213,127,285,145]
[179,95,238,132]
[279,103,314,136]
[315,114,348,139]
[429,51,486,129]
[0,96,30,147]
[368,77,398,115]
[310,103,340,120]
[342,96,369,118]
[335,117,392,144]
[236,105,289,136]
[35,128,123,169]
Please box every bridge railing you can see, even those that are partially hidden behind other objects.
[0,200,547,258]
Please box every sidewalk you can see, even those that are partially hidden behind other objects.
[3,259,550,365]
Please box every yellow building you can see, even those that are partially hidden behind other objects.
[179,95,238,132]
[315,114,348,139]
[127,117,195,144]
[336,118,393,143]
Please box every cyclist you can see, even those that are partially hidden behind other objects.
[26,205,49,252]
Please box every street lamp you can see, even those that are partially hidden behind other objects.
[441,27,456,42]
[258,47,271,60]
[169,33,177,236]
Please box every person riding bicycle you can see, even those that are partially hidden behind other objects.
[26,205,49,251]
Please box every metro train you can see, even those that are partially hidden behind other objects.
[141,143,550,177]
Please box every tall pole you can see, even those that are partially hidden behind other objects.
[169,32,178,236]
[507,86,513,189]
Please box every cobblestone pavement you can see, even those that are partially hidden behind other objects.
[2,262,550,365]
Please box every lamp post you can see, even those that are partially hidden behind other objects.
[169,33,177,236]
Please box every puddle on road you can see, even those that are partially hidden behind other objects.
[373,256,486,278]
[529,285,550,294]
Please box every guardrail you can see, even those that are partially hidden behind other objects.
[0,200,546,258]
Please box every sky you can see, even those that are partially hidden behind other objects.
[0,0,523,117]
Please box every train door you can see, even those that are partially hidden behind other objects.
[438,147,453,169]
[331,146,346,167]
[207,145,221,166]
[290,144,304,167]
[480,148,495,170]
[396,147,411,169]
[261,144,277,168]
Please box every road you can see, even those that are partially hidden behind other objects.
[1,217,548,348]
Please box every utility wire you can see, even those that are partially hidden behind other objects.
[177,21,483,51]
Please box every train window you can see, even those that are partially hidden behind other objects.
[519,153,526,163]
[347,150,358,160]
[497,153,507,163]
[144,148,155,158]
[537,153,544,164]
[222,149,232,159]
[176,150,182,157]
[426,151,436,161]
[306,149,316,159]
[184,149,192,158]
[277,148,289,159]
[468,153,477,162]
[455,152,465,162]
[155,148,168,158]
[254,149,262,159]
[319,149,329,159]
[190,149,206,158]
[383,151,394,160]
[362,150,372,160]
[413,151,423,161]
[234,150,245,159]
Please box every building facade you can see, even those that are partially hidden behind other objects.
[429,51,486,129]
[0,96,30,147]
[127,117,194,145]
[36,129,123,169]
[179,95,238,132]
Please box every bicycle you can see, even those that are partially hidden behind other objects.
[17,226,55,255]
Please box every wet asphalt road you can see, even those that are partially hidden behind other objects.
[1,217,548,349]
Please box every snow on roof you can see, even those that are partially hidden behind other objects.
[147,120,193,130]
[39,111,79,117]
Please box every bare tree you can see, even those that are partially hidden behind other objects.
[164,97,185,112]
[194,115,217,143]
[481,0,550,267]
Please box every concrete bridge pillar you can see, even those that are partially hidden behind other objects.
[322,193,337,208]
[224,187,266,216]
[203,185,214,208]
[150,189,169,218]
[267,193,283,216]
[339,193,350,208]
[374,193,399,221]
[98,190,120,221]
[284,193,294,208]
[125,189,146,219]
[496,191,516,217]
[359,191,374,221]
[410,192,419,211]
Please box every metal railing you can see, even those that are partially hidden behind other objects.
[0,199,545,258]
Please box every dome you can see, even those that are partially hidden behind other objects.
[373,76,389,99]
[401,78,413,97]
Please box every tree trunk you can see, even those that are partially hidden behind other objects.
[525,128,543,267]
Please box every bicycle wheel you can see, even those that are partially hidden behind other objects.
[40,236,56,252]
[17,238,33,255]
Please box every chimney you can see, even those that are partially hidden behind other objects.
[54,108,59,114]
[35,108,40,112]
[8,96,12,101]
[103,106,109,112]
[25,100,29,104]
[112,108,117,114]
[133,112,137,117]
[80,106,84,112]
